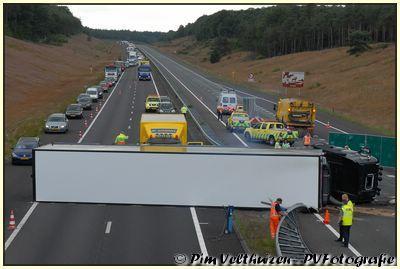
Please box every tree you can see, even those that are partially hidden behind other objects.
[347,30,371,55]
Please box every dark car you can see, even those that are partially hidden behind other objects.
[12,137,40,164]
[77,96,92,110]
[159,96,171,103]
[66,104,83,119]
[158,101,176,114]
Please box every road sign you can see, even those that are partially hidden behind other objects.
[282,72,304,88]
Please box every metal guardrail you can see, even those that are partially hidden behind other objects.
[275,203,311,264]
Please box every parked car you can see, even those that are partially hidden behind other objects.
[66,104,83,119]
[11,137,40,165]
[44,113,69,133]
[86,87,99,102]
[99,81,110,93]
[77,95,92,110]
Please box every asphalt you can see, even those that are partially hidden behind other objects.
[4,55,243,264]
[139,45,396,258]
[4,44,396,263]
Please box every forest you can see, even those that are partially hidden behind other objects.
[84,28,165,44]
[5,4,83,44]
[168,4,396,58]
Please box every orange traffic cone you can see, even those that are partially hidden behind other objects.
[8,210,16,230]
[326,122,331,129]
[323,209,330,224]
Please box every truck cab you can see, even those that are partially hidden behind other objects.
[104,64,118,81]
[217,90,238,115]
[275,98,316,135]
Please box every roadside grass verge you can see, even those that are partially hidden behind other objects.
[234,210,275,255]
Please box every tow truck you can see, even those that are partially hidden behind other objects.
[244,119,299,145]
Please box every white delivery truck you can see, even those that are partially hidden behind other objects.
[33,144,326,209]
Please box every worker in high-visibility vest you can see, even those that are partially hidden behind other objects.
[335,194,354,247]
[303,132,311,146]
[114,132,129,145]
[269,198,286,239]
[181,105,188,115]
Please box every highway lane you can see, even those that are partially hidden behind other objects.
[5,63,243,264]
[138,45,396,258]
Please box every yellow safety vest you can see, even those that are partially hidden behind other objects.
[341,201,353,226]
[181,106,188,114]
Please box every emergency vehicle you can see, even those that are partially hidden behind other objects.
[226,112,251,132]
[244,120,299,145]
[145,94,160,112]
[217,90,238,115]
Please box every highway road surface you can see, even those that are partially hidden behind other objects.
[4,44,395,264]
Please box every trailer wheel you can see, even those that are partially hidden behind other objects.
[268,136,275,146]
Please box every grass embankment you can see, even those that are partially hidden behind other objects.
[156,37,395,137]
[5,34,121,157]
[234,210,275,255]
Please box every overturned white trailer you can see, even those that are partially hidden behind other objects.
[33,144,325,208]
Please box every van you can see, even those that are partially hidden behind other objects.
[217,90,238,114]
[86,87,99,102]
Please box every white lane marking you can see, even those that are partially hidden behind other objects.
[129,118,132,121]
[146,50,248,147]
[199,222,209,225]
[151,73,160,96]
[190,207,208,256]
[131,111,133,114]
[149,57,221,146]
[387,175,395,178]
[313,213,362,256]
[144,46,349,134]
[5,202,38,250]
[78,72,126,143]
[105,221,112,234]
[128,125,131,129]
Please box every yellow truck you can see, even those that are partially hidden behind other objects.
[139,60,150,66]
[140,114,187,145]
[274,98,316,136]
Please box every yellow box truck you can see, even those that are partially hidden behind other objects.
[274,98,316,136]
[140,114,187,145]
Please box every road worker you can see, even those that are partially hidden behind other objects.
[181,105,188,115]
[114,132,129,145]
[303,132,311,146]
[336,194,354,248]
[282,139,290,149]
[274,141,282,149]
[217,107,223,121]
[270,198,286,239]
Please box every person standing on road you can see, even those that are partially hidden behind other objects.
[336,194,354,248]
[181,105,188,115]
[217,108,223,121]
[274,141,282,149]
[282,139,291,149]
[269,198,286,239]
[114,132,129,145]
[303,132,311,147]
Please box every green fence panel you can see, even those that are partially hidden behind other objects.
[381,137,396,167]
[329,133,396,168]
[329,133,348,147]
[347,134,366,151]
[366,135,382,161]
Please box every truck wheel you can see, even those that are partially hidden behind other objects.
[244,132,251,141]
[268,136,275,146]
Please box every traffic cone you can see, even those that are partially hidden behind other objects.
[323,209,330,224]
[326,122,331,129]
[8,210,16,230]
[78,130,82,137]
[90,113,93,119]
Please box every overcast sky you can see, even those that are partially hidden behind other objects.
[67,5,268,32]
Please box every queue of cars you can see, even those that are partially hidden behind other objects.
[11,62,119,165]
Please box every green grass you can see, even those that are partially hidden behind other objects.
[234,210,276,255]
[272,67,280,72]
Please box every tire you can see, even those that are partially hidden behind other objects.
[268,136,275,146]
[244,132,251,141]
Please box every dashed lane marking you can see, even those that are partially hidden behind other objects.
[387,175,395,178]
[105,221,112,234]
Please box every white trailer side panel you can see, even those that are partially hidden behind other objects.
[34,149,320,208]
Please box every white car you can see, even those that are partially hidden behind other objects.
[86,87,99,102]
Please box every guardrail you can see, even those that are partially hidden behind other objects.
[275,203,311,264]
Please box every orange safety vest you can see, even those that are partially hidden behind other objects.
[303,135,311,146]
[116,141,126,145]
[270,202,280,220]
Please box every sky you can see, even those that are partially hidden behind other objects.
[67,5,268,32]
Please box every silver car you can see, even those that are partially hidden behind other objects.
[44,113,69,133]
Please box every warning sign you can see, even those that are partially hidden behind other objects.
[282,72,304,88]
